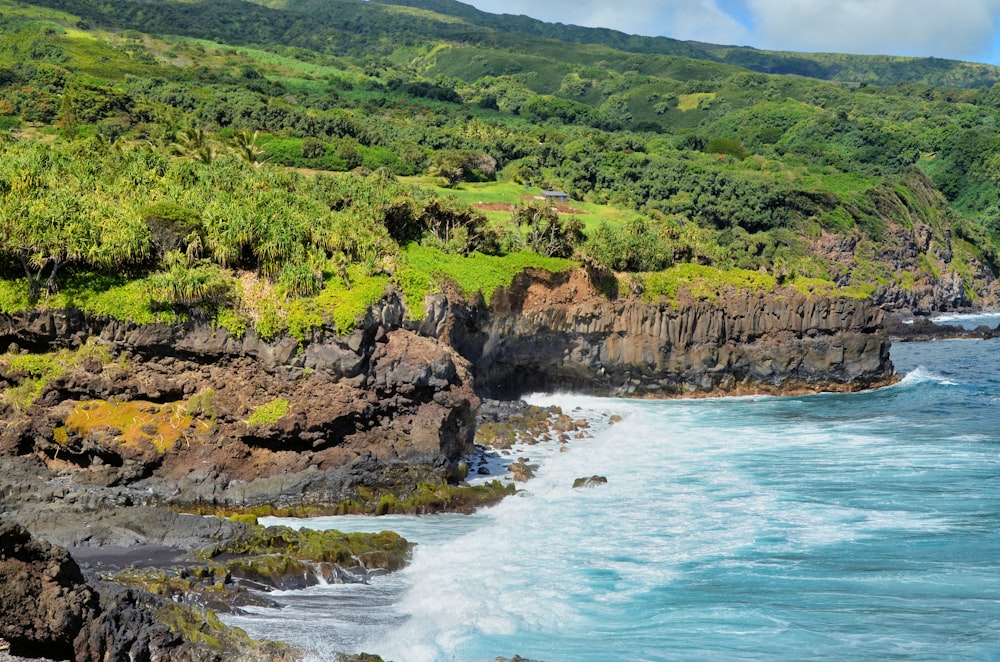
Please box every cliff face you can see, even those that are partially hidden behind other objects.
[0,305,478,511]
[422,268,894,398]
[807,172,1000,314]
[0,268,894,516]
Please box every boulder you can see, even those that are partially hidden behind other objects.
[572,476,608,489]
[0,521,98,660]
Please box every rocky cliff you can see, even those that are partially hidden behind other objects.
[0,267,896,661]
[424,268,894,398]
[808,171,1000,314]
[0,304,478,513]
[0,268,895,516]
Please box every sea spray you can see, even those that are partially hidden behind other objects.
[224,339,1000,661]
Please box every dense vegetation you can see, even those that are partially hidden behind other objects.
[1,0,999,333]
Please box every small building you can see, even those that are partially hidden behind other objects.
[541,190,570,203]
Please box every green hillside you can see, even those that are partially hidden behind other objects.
[1,0,999,330]
[374,0,1000,87]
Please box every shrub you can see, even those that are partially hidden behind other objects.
[146,255,235,310]
[705,137,749,160]
[585,217,675,272]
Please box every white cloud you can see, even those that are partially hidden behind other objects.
[462,0,1000,62]
[465,0,750,45]
[746,0,1000,60]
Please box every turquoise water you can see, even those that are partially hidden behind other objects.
[227,334,1000,661]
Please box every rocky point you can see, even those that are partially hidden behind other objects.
[0,266,899,660]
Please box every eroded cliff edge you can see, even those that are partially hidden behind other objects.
[426,267,894,398]
[1,267,894,513]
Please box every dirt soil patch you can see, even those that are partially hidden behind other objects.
[472,195,585,216]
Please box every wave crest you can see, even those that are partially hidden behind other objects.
[898,366,958,387]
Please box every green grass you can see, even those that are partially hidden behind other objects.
[797,169,880,199]
[283,266,390,340]
[0,274,179,324]
[396,244,577,317]
[408,178,530,204]
[59,34,168,80]
[677,92,716,111]
[224,44,359,79]
[406,178,630,233]
[640,264,870,303]
[0,280,32,314]
[0,351,70,410]
[1,340,113,410]
[247,398,290,426]
[641,263,777,302]
[788,276,871,299]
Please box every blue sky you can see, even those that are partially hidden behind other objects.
[463,0,1000,65]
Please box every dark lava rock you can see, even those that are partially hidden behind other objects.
[572,475,608,489]
[0,521,98,660]
[886,315,1000,341]
[0,521,289,662]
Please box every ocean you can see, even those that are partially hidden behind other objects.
[224,316,1000,661]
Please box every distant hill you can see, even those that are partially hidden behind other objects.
[373,0,1000,88]
[2,0,999,312]
[26,0,1000,87]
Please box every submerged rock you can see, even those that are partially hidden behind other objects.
[509,459,538,482]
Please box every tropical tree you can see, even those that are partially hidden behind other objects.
[170,125,216,164]
[0,186,148,299]
[512,203,585,258]
[229,128,267,166]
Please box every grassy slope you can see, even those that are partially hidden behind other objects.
[404,178,630,232]
[372,0,1000,88]
[1,0,996,335]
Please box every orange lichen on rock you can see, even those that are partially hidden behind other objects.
[64,400,210,454]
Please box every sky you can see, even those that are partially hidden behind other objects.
[462,0,1000,65]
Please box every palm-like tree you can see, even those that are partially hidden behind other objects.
[170,125,216,164]
[230,128,266,167]
[332,250,351,289]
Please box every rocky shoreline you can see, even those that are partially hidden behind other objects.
[885,313,1000,342]
[1,268,898,660]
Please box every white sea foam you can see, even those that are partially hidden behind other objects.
[226,341,1000,661]
[896,365,959,387]
[368,404,923,660]
[930,311,1000,329]
[931,311,1000,322]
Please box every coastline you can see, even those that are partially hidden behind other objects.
[0,273,900,660]
[886,310,1000,342]
[227,340,1000,661]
